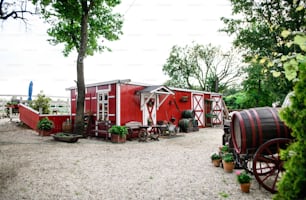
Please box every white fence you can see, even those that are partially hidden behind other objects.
[0,94,71,118]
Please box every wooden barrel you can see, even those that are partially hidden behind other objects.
[181,110,195,118]
[231,107,290,154]
[179,118,193,132]
[62,120,72,133]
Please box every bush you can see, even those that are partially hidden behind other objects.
[29,91,51,114]
[273,33,306,200]
[37,117,54,131]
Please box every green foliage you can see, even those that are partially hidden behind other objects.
[273,33,306,200]
[241,62,290,108]
[222,1,305,197]
[222,153,234,163]
[219,192,229,198]
[236,171,251,184]
[109,125,128,137]
[220,144,229,153]
[221,0,303,108]
[37,117,54,131]
[29,91,51,114]
[34,0,123,57]
[33,0,123,135]
[162,42,242,93]
[211,153,221,160]
[223,92,248,110]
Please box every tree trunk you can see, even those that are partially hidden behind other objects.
[74,10,89,136]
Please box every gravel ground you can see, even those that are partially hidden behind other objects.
[0,118,273,200]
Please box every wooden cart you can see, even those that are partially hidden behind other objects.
[223,107,292,193]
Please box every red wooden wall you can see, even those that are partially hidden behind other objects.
[19,104,71,134]
[68,81,223,128]
[120,84,145,125]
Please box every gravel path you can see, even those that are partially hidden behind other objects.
[0,119,273,200]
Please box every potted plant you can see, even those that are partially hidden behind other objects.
[219,144,229,154]
[222,153,235,173]
[109,125,128,143]
[37,117,54,136]
[236,170,252,193]
[211,153,222,167]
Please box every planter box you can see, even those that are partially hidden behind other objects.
[52,133,82,143]
[111,134,126,143]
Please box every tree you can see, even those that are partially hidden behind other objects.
[0,0,37,20]
[221,0,305,106]
[34,0,123,135]
[162,42,242,93]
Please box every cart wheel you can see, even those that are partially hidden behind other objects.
[253,138,291,193]
[138,128,148,142]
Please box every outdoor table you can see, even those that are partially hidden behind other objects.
[149,125,168,135]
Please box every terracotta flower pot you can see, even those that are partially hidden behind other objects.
[222,160,235,173]
[240,182,251,193]
[212,159,221,167]
[39,130,52,136]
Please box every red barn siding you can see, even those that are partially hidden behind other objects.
[108,84,117,124]
[67,80,223,130]
[120,84,144,125]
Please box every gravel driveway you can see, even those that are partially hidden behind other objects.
[0,119,273,200]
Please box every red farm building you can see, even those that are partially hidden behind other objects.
[67,79,224,132]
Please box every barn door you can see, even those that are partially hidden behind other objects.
[192,94,205,127]
[211,95,223,125]
[142,94,157,125]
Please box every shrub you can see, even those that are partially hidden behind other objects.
[29,91,51,114]
[109,125,128,137]
[37,117,54,131]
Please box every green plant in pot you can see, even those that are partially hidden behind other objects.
[37,117,54,136]
[211,152,222,167]
[219,144,229,153]
[222,153,235,173]
[109,125,128,143]
[236,170,252,193]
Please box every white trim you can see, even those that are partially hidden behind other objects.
[66,79,132,90]
[18,104,40,114]
[116,83,121,125]
[96,84,111,92]
[169,86,221,96]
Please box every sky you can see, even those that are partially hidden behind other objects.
[0,0,234,98]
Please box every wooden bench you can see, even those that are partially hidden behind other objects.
[125,121,142,140]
